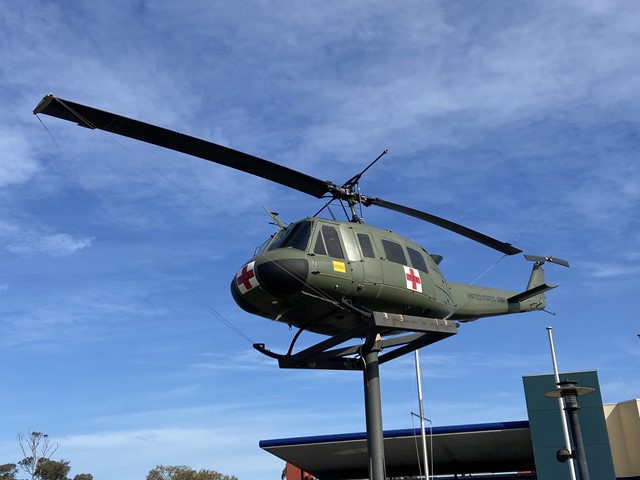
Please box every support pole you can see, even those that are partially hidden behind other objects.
[363,333,385,480]
[544,380,595,480]
[415,350,430,480]
[256,312,457,479]
[562,383,592,480]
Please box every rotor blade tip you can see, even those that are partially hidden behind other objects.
[33,94,56,115]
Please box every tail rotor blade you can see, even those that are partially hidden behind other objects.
[524,254,570,267]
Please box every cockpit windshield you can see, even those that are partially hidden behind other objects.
[255,233,278,256]
[261,220,312,253]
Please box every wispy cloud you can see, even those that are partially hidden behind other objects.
[0,130,40,186]
[3,227,93,257]
[52,427,281,480]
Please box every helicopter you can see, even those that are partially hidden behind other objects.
[34,94,568,337]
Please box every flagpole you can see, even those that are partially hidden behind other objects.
[546,326,577,480]
[415,350,430,480]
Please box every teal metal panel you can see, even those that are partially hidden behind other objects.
[523,371,615,480]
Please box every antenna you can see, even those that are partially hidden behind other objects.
[342,149,388,223]
[342,149,388,190]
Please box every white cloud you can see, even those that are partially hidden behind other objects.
[57,427,280,479]
[583,262,640,279]
[2,225,93,257]
[0,131,40,186]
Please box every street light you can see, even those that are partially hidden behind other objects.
[544,380,595,480]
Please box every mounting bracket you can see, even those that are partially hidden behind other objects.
[254,312,458,480]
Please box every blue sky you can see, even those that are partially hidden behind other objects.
[1,1,639,478]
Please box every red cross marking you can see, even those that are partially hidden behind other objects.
[237,264,256,291]
[406,268,421,290]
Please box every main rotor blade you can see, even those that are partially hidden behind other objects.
[367,197,523,255]
[34,95,332,198]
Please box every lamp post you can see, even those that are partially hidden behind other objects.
[546,327,577,480]
[544,380,595,480]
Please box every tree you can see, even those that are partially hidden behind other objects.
[17,430,59,480]
[12,429,93,480]
[0,464,17,480]
[34,459,70,480]
[146,465,238,480]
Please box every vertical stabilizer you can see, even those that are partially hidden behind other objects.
[508,255,570,304]
[525,254,569,290]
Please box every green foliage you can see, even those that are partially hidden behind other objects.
[34,459,70,480]
[17,430,59,480]
[72,475,93,480]
[11,429,92,480]
[0,464,17,480]
[146,465,238,480]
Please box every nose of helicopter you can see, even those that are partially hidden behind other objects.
[231,257,309,299]
[256,258,309,295]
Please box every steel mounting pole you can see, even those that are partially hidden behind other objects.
[363,331,385,480]
[415,349,430,480]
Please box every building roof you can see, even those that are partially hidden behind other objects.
[260,420,534,479]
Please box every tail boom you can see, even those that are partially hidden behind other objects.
[448,282,547,322]
[448,255,567,322]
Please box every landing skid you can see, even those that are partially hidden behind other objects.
[254,311,458,480]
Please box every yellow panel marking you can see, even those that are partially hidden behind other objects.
[332,261,346,273]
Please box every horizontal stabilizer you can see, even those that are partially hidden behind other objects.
[508,283,557,303]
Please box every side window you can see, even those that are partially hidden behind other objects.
[381,239,407,265]
[314,225,345,259]
[357,233,375,258]
[313,231,327,255]
[322,226,344,258]
[407,247,429,273]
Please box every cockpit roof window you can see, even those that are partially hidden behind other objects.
[268,221,312,252]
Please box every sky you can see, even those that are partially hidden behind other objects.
[1,1,639,478]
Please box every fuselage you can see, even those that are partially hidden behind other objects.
[231,217,545,336]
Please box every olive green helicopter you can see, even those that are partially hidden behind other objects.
[34,95,568,338]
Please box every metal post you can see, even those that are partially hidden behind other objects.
[546,327,577,480]
[363,333,385,480]
[563,385,591,480]
[415,350,430,480]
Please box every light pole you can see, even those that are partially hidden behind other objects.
[544,380,595,480]
[546,327,577,480]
